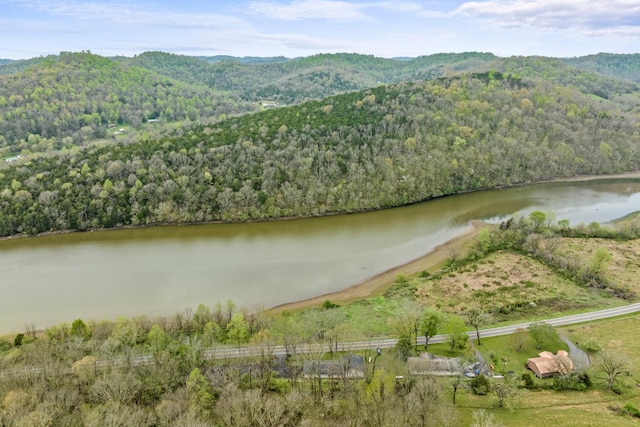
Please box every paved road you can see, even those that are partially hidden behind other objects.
[204,302,640,360]
[3,302,638,378]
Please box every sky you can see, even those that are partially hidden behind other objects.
[1,0,639,60]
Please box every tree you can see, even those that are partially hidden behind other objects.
[147,324,171,365]
[395,333,414,362]
[595,351,630,392]
[588,247,612,278]
[406,377,441,427]
[420,308,446,350]
[527,322,561,350]
[491,375,521,408]
[226,312,250,347]
[510,327,529,352]
[529,210,546,230]
[471,409,503,427]
[388,300,422,351]
[463,305,491,346]
[187,368,215,412]
[445,315,468,352]
[13,333,24,347]
[70,318,90,340]
[470,374,490,395]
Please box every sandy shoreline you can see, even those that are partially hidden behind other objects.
[269,221,486,314]
[268,171,640,314]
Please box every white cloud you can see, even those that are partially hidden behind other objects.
[454,0,640,35]
[247,0,370,21]
[3,0,251,30]
[246,0,451,21]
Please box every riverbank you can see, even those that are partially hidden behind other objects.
[269,221,486,314]
[268,171,640,314]
[2,171,639,244]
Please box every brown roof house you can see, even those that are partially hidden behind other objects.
[526,350,574,378]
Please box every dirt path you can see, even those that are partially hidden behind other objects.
[269,221,485,314]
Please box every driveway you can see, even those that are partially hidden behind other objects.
[560,334,590,371]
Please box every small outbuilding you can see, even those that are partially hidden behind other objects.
[303,355,365,379]
[526,350,574,378]
[407,353,463,376]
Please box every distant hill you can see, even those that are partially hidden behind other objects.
[136,51,498,104]
[563,53,640,83]
[0,56,50,75]
[495,56,640,111]
[0,52,256,153]
[2,50,640,155]
[196,55,290,64]
[1,69,638,236]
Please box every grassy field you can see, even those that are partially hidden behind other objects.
[299,239,637,340]
[415,250,614,318]
[557,238,640,294]
[434,315,640,426]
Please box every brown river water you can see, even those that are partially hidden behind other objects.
[2,177,640,332]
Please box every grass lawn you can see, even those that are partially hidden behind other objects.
[449,315,640,426]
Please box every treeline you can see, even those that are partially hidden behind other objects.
[1,71,639,236]
[0,52,255,153]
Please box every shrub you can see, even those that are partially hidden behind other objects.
[520,372,536,390]
[623,403,640,418]
[14,333,24,347]
[395,273,409,284]
[470,374,490,395]
[582,339,601,355]
[322,300,339,310]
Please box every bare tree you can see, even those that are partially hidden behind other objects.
[407,377,441,427]
[471,409,504,427]
[596,351,630,392]
[490,375,521,409]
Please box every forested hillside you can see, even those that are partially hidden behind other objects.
[1,70,639,237]
[0,52,255,154]
[3,51,639,157]
[124,51,497,104]
[497,56,640,110]
[564,53,640,83]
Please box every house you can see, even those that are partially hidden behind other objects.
[526,350,574,378]
[303,355,365,379]
[407,353,463,376]
[4,155,20,163]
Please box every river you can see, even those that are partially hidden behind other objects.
[2,177,640,332]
